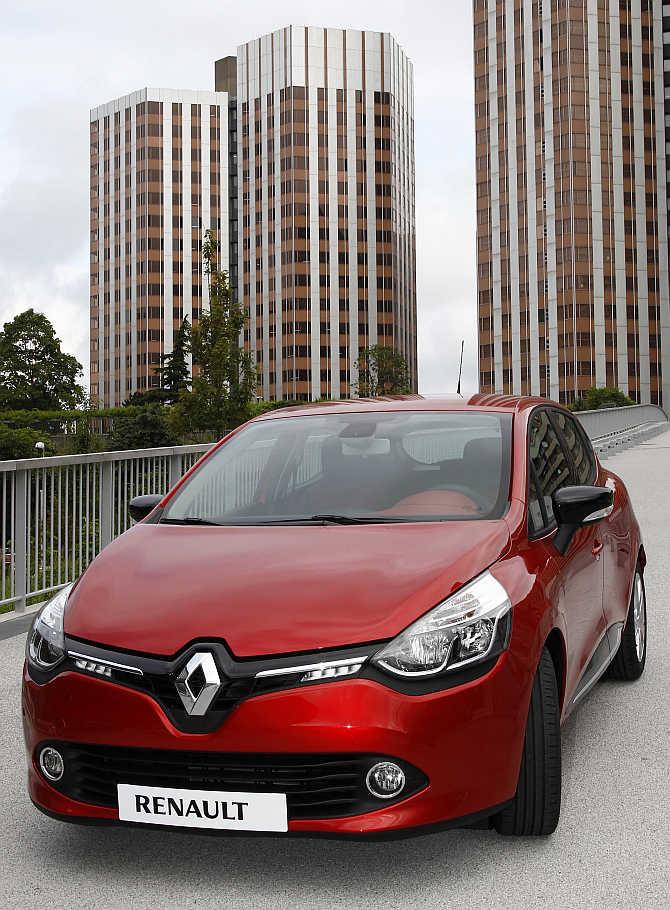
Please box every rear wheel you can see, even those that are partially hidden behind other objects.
[605,570,646,681]
[493,647,561,836]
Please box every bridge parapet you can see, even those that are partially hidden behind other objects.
[575,404,668,457]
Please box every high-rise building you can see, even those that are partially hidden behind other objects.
[90,26,417,406]
[664,11,670,282]
[228,26,416,401]
[90,89,234,406]
[474,0,670,407]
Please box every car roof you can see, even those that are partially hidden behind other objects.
[253,394,554,422]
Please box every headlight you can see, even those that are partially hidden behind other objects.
[26,584,73,671]
[372,571,512,678]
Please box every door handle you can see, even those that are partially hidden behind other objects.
[592,540,604,557]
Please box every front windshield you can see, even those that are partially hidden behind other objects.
[162,411,512,525]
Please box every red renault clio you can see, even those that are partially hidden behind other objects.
[22,396,647,838]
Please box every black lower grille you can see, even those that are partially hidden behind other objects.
[43,743,428,820]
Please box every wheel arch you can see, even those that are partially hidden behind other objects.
[544,628,567,713]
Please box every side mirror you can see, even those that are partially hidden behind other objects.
[129,493,164,523]
[552,485,614,555]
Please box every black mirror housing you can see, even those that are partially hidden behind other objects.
[129,494,164,524]
[552,485,613,555]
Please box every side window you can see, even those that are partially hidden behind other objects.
[528,410,572,527]
[551,410,596,485]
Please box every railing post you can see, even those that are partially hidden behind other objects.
[100,460,113,549]
[169,454,182,491]
[13,468,28,613]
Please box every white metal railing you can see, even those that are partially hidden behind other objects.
[1,403,667,617]
[0,444,212,614]
[575,404,668,440]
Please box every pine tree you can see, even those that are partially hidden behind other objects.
[157,318,191,403]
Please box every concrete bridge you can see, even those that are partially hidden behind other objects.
[0,414,668,908]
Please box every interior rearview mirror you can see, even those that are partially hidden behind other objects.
[129,493,164,524]
[552,485,614,556]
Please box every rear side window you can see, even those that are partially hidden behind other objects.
[551,410,597,485]
[528,410,572,527]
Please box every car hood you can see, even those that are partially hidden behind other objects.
[65,521,512,657]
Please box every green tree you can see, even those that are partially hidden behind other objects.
[176,231,257,438]
[109,406,173,451]
[571,387,636,412]
[0,309,84,410]
[157,318,191,403]
[355,345,411,397]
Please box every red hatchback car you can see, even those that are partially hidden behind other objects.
[23,396,647,838]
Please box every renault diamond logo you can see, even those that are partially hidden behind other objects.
[175,653,221,716]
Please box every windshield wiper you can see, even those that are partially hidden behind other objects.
[253,514,402,525]
[159,516,224,526]
[161,514,407,527]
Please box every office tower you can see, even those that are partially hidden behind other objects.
[91,26,417,406]
[229,26,416,401]
[90,88,233,406]
[474,0,670,406]
[664,8,670,300]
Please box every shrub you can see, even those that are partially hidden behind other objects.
[570,387,637,412]
[109,406,174,451]
[0,425,50,460]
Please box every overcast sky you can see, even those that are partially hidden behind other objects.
[0,0,477,395]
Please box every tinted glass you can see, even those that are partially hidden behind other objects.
[528,411,572,524]
[552,410,596,485]
[163,411,512,524]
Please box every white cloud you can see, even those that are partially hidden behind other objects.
[0,0,477,395]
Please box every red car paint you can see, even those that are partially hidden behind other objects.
[22,395,642,836]
[63,521,511,657]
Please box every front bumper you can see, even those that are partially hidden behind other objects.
[23,653,527,836]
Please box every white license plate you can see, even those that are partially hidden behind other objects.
[117,784,288,832]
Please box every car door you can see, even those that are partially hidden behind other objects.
[528,409,607,701]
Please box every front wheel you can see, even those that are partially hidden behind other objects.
[605,569,647,681]
[493,647,561,836]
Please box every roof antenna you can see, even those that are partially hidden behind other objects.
[456,340,465,396]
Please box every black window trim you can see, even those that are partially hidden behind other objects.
[573,413,599,484]
[528,461,551,539]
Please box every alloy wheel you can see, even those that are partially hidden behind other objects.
[632,573,646,663]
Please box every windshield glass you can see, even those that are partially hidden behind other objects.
[162,411,512,525]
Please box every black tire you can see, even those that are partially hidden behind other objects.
[493,647,561,836]
[605,569,646,681]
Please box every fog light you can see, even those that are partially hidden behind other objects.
[365,761,406,799]
[39,747,64,782]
